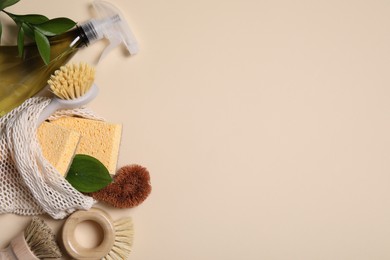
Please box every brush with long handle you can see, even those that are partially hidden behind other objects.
[0,217,61,260]
[62,207,134,260]
[37,63,98,125]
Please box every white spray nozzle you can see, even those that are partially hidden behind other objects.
[81,0,139,62]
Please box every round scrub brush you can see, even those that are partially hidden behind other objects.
[62,207,134,260]
[91,164,152,208]
[0,217,61,259]
[37,63,98,125]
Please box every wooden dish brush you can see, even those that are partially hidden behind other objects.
[37,62,98,125]
[62,207,134,260]
[0,217,61,259]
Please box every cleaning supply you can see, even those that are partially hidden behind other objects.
[0,0,138,117]
[51,117,122,175]
[37,122,80,176]
[0,217,61,259]
[0,63,102,219]
[37,62,98,125]
[47,62,96,100]
[91,164,152,208]
[0,97,97,218]
[37,62,97,176]
[62,207,134,260]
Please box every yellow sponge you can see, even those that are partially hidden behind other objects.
[51,117,122,175]
[37,122,81,176]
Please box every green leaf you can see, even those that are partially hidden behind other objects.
[34,17,76,36]
[0,0,20,10]
[21,22,34,39]
[34,29,50,64]
[66,154,113,193]
[17,25,24,57]
[12,14,49,24]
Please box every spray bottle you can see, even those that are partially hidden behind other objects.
[0,0,138,116]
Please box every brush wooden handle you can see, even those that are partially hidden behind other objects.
[0,246,16,260]
[62,208,115,259]
[0,233,39,260]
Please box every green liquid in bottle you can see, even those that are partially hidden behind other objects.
[0,27,88,116]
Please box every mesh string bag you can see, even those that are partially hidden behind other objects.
[0,97,99,219]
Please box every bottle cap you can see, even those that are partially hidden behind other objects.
[80,0,139,61]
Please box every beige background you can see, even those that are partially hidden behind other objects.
[1,0,390,259]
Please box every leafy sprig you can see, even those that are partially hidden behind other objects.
[0,0,76,64]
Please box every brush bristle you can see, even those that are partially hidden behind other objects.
[91,165,152,208]
[48,63,95,100]
[24,217,62,259]
[102,217,134,260]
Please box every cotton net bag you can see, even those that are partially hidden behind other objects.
[0,97,98,219]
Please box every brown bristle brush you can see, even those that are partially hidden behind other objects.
[0,217,61,259]
[90,164,152,208]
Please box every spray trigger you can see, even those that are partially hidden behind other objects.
[98,32,121,62]
[82,0,139,62]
